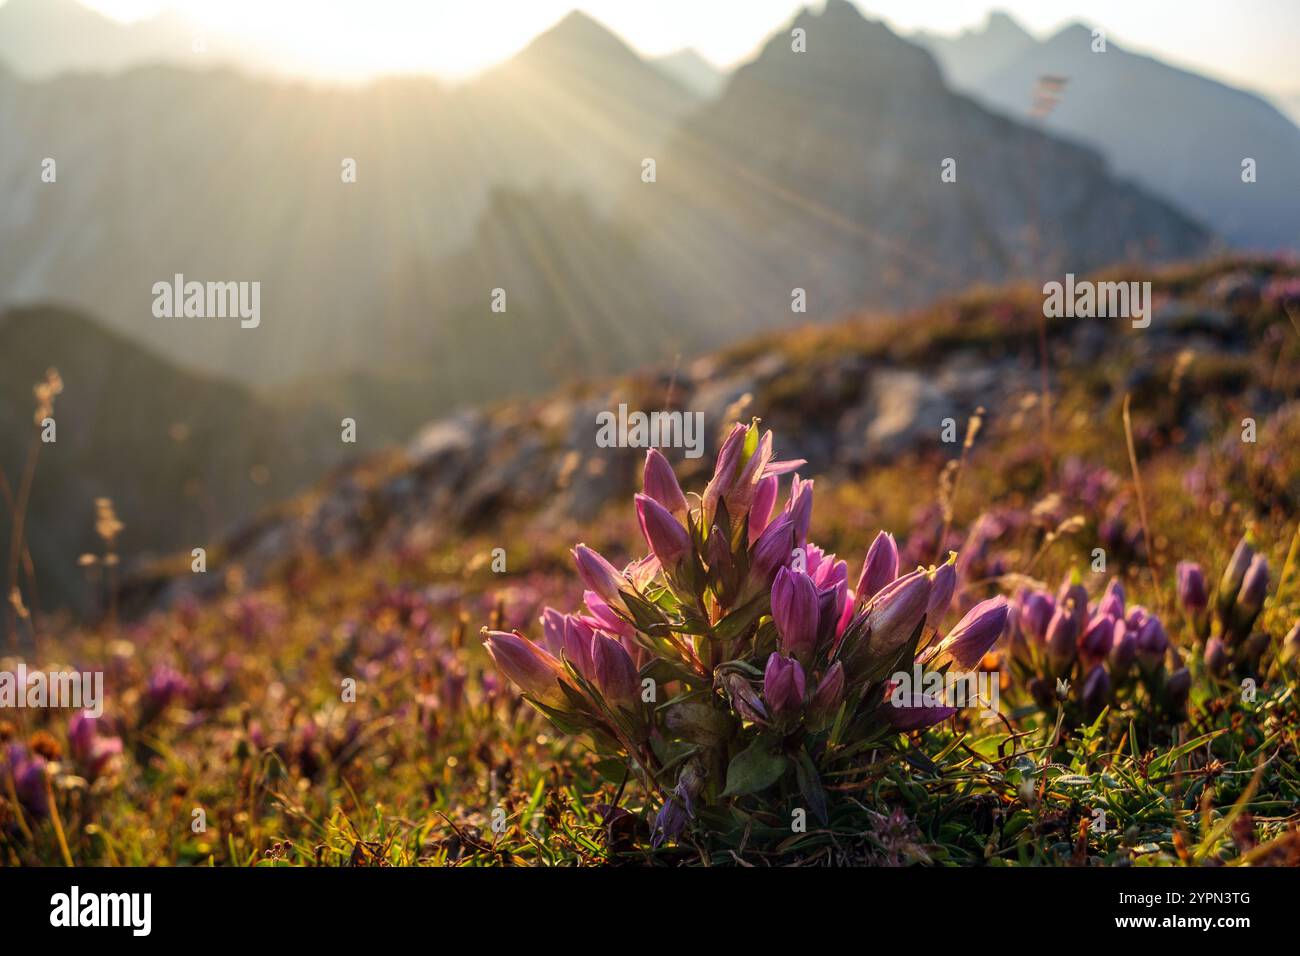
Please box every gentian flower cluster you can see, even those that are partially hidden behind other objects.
[484,422,1007,846]
[1005,575,1190,725]
[1179,532,1282,679]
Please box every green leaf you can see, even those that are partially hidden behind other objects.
[1053,774,1092,788]
[592,758,629,784]
[622,590,670,631]
[666,609,713,636]
[857,618,928,686]
[793,749,828,824]
[721,737,789,797]
[642,657,706,689]
[1149,730,1227,776]
[712,591,769,642]
[530,696,593,736]
[655,744,703,781]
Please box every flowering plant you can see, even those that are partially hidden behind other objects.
[1177,533,1283,680]
[1005,575,1189,727]
[484,422,1007,846]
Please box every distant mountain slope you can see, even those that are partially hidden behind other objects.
[366,2,1214,436]
[381,187,683,397]
[4,2,1215,451]
[912,11,1035,90]
[652,49,726,98]
[298,185,686,442]
[0,12,700,386]
[0,0,266,78]
[1273,90,1300,126]
[920,16,1300,249]
[461,12,703,212]
[621,0,1211,337]
[0,305,339,613]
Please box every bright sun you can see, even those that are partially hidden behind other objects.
[75,0,611,79]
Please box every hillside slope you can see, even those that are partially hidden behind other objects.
[121,254,1300,612]
[919,17,1300,249]
[0,305,337,613]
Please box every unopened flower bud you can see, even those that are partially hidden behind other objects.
[642,448,688,517]
[1233,554,1269,623]
[590,632,640,709]
[561,615,597,682]
[1081,664,1111,718]
[1204,636,1229,677]
[483,630,569,709]
[572,545,627,608]
[1045,606,1078,674]
[806,662,845,730]
[1176,561,1208,615]
[1056,574,1089,634]
[785,475,814,550]
[846,569,931,680]
[934,597,1009,670]
[1217,534,1255,618]
[1097,578,1125,619]
[539,607,566,656]
[583,590,634,639]
[748,511,795,587]
[719,670,767,724]
[772,567,819,663]
[635,493,692,572]
[856,531,899,602]
[926,558,957,625]
[1020,591,1055,643]
[1079,614,1116,665]
[702,423,748,523]
[1108,624,1136,676]
[1135,615,1168,670]
[886,687,956,732]
[763,652,806,725]
[726,429,774,518]
[748,474,779,544]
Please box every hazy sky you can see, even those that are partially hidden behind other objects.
[53,0,1300,93]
